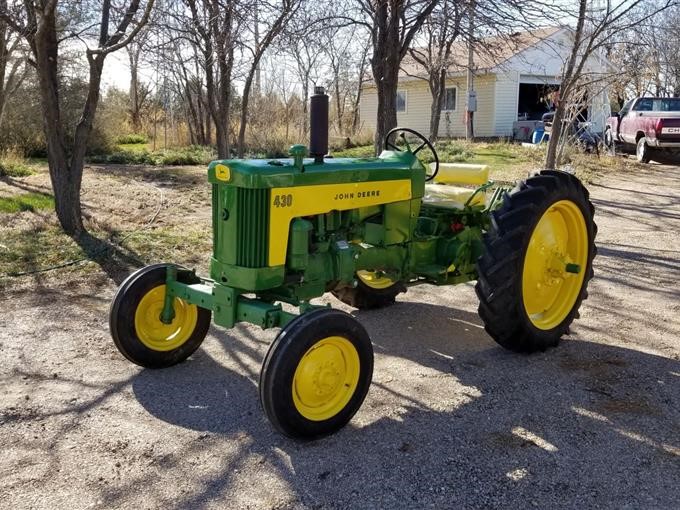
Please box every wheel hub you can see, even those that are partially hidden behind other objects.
[522,201,588,330]
[134,285,198,351]
[292,336,360,421]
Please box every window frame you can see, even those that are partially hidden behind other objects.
[396,90,408,113]
[441,86,458,112]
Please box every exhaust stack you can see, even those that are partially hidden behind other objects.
[309,86,329,164]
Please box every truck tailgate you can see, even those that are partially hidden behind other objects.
[659,118,680,142]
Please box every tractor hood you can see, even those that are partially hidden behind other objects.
[207,150,423,190]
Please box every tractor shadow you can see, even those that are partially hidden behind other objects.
[129,300,680,509]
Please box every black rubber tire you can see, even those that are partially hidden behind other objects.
[259,308,373,440]
[109,264,212,368]
[604,128,616,155]
[332,275,406,310]
[475,170,597,353]
[636,137,653,163]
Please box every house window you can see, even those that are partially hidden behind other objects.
[396,90,407,113]
[442,87,457,111]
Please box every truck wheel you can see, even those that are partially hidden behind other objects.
[332,270,406,309]
[475,170,597,353]
[109,264,212,368]
[603,128,615,155]
[636,137,653,163]
[259,308,373,439]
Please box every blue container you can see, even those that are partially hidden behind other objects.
[532,128,545,144]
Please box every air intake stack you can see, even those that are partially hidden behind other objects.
[309,86,329,164]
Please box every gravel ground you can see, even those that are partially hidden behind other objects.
[1,162,679,509]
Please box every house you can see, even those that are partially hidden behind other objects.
[360,27,612,140]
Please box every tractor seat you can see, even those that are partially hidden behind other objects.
[423,183,486,209]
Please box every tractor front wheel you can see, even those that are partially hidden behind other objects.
[476,170,597,352]
[259,308,373,439]
[109,264,212,368]
[332,270,406,309]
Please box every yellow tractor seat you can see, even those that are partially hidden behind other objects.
[423,163,489,209]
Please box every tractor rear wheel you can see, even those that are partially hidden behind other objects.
[332,270,406,309]
[109,264,212,368]
[475,170,596,352]
[259,308,373,439]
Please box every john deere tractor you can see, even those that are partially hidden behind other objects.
[110,87,596,439]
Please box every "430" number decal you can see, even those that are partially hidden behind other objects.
[273,193,293,207]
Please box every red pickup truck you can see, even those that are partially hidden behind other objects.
[604,97,680,163]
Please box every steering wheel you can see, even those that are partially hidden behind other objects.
[384,127,439,181]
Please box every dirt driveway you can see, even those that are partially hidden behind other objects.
[1,163,679,509]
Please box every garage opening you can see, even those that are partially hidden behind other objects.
[517,83,560,121]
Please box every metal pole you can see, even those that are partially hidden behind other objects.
[466,0,475,140]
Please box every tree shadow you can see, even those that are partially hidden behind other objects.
[125,302,680,509]
[71,230,144,285]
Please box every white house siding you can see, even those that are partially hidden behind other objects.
[360,75,497,138]
[493,71,520,137]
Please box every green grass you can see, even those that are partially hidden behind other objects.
[116,134,149,145]
[0,192,54,213]
[116,142,150,153]
[0,160,35,177]
[331,140,545,182]
[331,145,376,158]
[0,225,86,277]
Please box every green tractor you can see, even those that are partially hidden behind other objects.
[109,88,596,439]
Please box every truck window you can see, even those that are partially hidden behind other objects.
[633,98,653,111]
[619,99,634,117]
[654,98,680,111]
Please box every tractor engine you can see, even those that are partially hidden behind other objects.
[207,87,487,306]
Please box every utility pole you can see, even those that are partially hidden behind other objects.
[466,0,476,140]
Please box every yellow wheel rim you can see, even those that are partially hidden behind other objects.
[134,285,198,351]
[356,270,395,290]
[292,336,360,421]
[522,200,588,330]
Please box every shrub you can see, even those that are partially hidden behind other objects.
[0,150,34,177]
[117,133,149,145]
[87,146,216,166]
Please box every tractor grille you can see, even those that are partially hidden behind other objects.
[236,188,269,267]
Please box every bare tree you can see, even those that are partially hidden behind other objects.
[126,28,151,133]
[236,0,301,157]
[357,0,439,153]
[406,0,463,141]
[1,0,155,234]
[0,0,27,130]
[545,0,675,169]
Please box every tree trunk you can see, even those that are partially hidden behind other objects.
[128,49,142,132]
[237,71,256,157]
[545,101,566,170]
[34,7,83,234]
[334,77,343,135]
[545,0,587,170]
[428,69,446,141]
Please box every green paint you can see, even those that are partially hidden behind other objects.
[166,145,495,331]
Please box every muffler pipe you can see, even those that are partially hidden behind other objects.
[309,86,329,164]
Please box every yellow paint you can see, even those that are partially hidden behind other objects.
[134,285,198,351]
[357,270,395,290]
[423,184,486,208]
[215,164,231,182]
[292,336,360,421]
[522,200,588,330]
[269,179,412,266]
[432,163,489,186]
